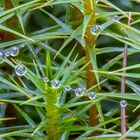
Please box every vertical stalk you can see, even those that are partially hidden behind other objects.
[45,86,60,140]
[121,44,127,140]
[121,12,131,140]
[84,0,99,127]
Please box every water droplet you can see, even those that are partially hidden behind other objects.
[104,109,114,116]
[90,25,101,35]
[64,85,71,91]
[43,77,49,83]
[120,100,127,108]
[20,44,25,48]
[51,79,61,89]
[112,15,119,21]
[75,87,85,97]
[4,51,10,57]
[15,64,27,76]
[10,47,19,57]
[88,92,96,99]
[0,52,4,64]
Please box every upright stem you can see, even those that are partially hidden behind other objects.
[121,13,131,140]
[45,86,60,140]
[84,0,99,127]
[121,44,127,140]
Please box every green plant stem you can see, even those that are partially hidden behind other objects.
[45,86,60,140]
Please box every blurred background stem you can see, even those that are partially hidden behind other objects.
[1,0,24,42]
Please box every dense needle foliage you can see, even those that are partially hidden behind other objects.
[0,0,140,140]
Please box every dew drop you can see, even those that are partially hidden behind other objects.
[43,77,49,83]
[15,64,27,76]
[111,15,119,21]
[0,52,4,64]
[4,51,10,57]
[64,85,71,91]
[51,79,61,89]
[75,87,85,97]
[20,44,25,48]
[90,25,101,35]
[10,47,19,57]
[104,109,113,117]
[88,92,96,99]
[120,100,127,108]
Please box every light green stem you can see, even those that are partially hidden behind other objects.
[45,86,60,140]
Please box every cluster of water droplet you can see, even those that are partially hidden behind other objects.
[0,42,129,106]
[42,76,96,99]
[0,44,25,65]
[4,46,20,58]
[0,47,19,64]
[42,76,129,106]
[0,44,96,100]
[90,15,119,36]
[0,44,27,77]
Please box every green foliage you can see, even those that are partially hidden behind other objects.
[0,0,140,140]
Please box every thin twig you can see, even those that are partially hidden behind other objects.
[121,12,131,140]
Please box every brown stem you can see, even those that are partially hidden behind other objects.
[71,0,99,129]
[84,0,99,127]
[121,12,131,140]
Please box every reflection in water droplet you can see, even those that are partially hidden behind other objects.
[64,85,71,91]
[120,100,127,108]
[10,47,19,57]
[88,92,96,99]
[0,52,4,64]
[75,87,85,97]
[112,15,119,21]
[43,77,49,83]
[90,25,101,35]
[15,64,27,76]
[51,79,61,89]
